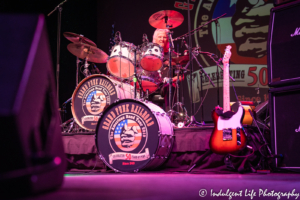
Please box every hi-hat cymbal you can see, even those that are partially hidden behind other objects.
[149,10,184,29]
[67,43,108,63]
[63,32,97,47]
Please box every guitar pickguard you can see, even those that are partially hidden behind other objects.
[217,106,244,131]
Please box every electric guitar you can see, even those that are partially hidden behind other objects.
[209,45,247,155]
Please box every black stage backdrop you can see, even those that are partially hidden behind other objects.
[96,0,273,122]
[1,0,273,123]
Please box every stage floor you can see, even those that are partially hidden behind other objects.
[19,172,300,200]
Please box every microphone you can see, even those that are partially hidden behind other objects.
[199,51,218,58]
[217,58,222,64]
[114,31,122,44]
[142,33,149,44]
[255,83,260,94]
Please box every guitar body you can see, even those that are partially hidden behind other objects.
[209,106,247,154]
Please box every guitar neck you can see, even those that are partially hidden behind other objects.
[223,62,230,112]
[222,46,232,113]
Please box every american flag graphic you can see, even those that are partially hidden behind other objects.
[114,119,142,151]
[86,91,106,115]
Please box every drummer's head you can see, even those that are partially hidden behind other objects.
[153,29,169,52]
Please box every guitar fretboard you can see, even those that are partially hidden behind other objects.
[222,45,232,113]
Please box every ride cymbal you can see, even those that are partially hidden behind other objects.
[149,10,184,29]
[63,32,97,47]
[67,43,108,63]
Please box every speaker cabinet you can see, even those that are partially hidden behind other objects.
[274,0,297,6]
[0,14,66,197]
[269,84,300,170]
[268,0,300,87]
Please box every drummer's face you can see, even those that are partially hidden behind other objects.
[156,32,168,48]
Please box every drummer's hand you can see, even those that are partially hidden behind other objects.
[163,77,170,83]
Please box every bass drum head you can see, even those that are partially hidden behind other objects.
[71,75,119,131]
[96,99,162,172]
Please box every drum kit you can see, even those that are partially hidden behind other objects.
[60,9,224,173]
[61,10,192,133]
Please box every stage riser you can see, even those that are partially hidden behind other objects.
[63,126,266,172]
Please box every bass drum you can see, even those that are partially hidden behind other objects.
[71,75,135,131]
[96,99,174,172]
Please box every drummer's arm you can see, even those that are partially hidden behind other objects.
[172,74,184,82]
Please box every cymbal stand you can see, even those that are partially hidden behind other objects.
[76,57,81,86]
[166,23,175,117]
[172,66,188,125]
[133,48,138,99]
[83,58,91,77]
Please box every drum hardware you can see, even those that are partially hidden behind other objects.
[171,65,189,127]
[83,58,91,77]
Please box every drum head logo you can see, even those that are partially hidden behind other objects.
[72,75,118,130]
[86,91,106,115]
[114,119,142,151]
[96,101,159,172]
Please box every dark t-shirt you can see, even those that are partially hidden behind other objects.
[160,53,174,79]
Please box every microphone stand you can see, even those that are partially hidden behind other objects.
[182,40,215,127]
[48,0,68,117]
[207,54,235,82]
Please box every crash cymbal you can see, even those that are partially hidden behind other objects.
[149,10,184,29]
[67,43,108,63]
[63,32,97,47]
[172,55,189,65]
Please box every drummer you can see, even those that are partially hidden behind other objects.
[152,28,184,111]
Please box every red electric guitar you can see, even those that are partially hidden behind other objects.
[209,45,247,155]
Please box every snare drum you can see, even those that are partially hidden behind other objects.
[107,41,139,79]
[131,68,162,94]
[96,99,174,172]
[71,74,135,131]
[140,43,164,72]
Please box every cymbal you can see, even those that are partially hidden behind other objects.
[63,32,97,47]
[149,10,184,29]
[67,43,108,63]
[172,55,189,65]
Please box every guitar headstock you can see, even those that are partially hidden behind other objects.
[222,45,232,66]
